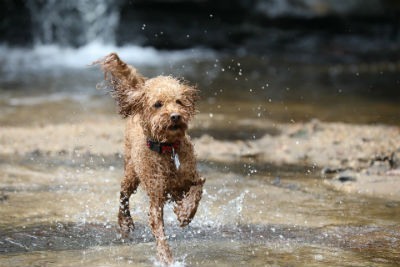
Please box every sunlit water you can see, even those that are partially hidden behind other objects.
[1,44,400,266]
[1,153,399,266]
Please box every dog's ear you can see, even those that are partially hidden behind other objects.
[94,53,146,117]
[186,84,200,106]
[181,82,200,116]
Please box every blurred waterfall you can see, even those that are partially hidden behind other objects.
[26,0,121,47]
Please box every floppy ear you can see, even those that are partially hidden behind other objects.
[178,78,200,116]
[94,53,146,117]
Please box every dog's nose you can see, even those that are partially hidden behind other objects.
[170,113,181,122]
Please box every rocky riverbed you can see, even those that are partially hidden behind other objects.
[2,117,399,201]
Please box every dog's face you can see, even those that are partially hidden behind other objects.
[96,53,198,142]
[138,76,198,142]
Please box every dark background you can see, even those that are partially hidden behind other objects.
[1,0,400,63]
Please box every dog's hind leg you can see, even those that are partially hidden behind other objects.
[174,177,205,227]
[118,154,140,235]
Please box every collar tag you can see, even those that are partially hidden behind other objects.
[172,148,180,170]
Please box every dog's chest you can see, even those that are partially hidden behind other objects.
[164,159,193,191]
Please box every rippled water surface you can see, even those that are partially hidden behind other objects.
[1,153,399,266]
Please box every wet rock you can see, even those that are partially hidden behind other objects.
[29,149,42,157]
[367,159,392,175]
[367,151,400,175]
[331,170,358,184]
[337,176,357,183]
[325,169,400,200]
[271,176,281,186]
[390,150,400,169]
[0,192,9,202]
[321,167,347,175]
[385,201,400,208]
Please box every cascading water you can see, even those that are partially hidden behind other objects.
[25,0,121,47]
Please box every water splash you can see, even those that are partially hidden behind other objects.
[227,190,248,226]
[152,257,186,267]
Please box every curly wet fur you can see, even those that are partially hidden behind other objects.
[95,53,205,266]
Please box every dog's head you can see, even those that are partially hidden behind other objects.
[96,53,198,142]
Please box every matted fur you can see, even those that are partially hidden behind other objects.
[94,53,205,266]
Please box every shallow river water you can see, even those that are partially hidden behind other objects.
[1,154,399,266]
[0,47,399,266]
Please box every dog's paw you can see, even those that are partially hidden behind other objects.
[174,202,196,227]
[118,215,134,236]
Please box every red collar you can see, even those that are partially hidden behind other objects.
[147,139,180,154]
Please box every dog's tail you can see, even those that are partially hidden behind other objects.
[93,53,146,117]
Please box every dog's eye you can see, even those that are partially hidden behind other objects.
[176,100,184,106]
[154,101,163,108]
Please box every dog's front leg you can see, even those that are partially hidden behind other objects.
[174,177,205,227]
[149,200,173,265]
[118,159,140,235]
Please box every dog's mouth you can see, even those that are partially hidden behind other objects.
[168,123,187,132]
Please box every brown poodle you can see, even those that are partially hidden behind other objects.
[95,53,205,265]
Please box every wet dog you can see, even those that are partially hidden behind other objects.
[95,53,205,265]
